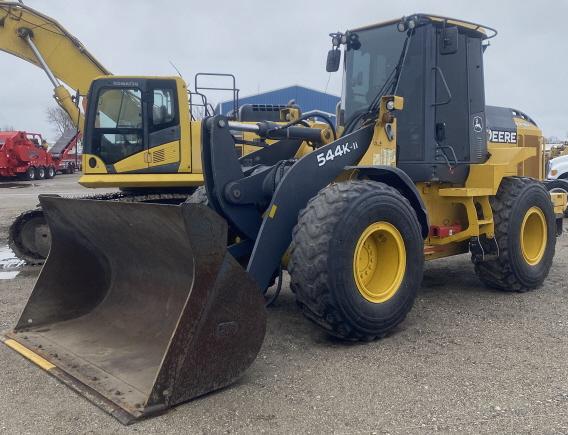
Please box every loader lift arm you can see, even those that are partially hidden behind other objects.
[202,116,375,290]
[0,2,110,132]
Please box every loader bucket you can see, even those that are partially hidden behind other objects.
[2,196,267,424]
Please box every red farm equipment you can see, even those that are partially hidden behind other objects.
[50,128,82,174]
[0,131,54,180]
[0,129,81,181]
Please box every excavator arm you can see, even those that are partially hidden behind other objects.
[0,2,110,132]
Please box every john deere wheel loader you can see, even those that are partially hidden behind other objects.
[3,14,566,423]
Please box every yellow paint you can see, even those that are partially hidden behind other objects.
[79,173,204,188]
[0,3,108,134]
[353,222,406,303]
[512,117,544,180]
[82,154,108,174]
[148,141,180,168]
[486,116,545,181]
[520,207,547,266]
[268,204,278,219]
[359,96,402,167]
[4,339,55,371]
[177,78,192,173]
[427,16,487,35]
[418,182,495,250]
[112,149,149,173]
[53,85,83,132]
[463,147,536,195]
[424,241,469,261]
[550,192,567,215]
[0,3,108,95]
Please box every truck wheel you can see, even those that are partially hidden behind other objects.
[545,179,568,217]
[288,180,424,341]
[474,177,556,292]
[36,166,46,180]
[25,166,36,180]
[46,166,56,179]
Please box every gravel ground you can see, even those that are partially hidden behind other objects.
[0,175,567,434]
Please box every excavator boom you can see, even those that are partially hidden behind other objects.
[0,1,110,132]
[0,2,109,93]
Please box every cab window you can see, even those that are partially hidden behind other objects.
[93,87,144,164]
[152,88,175,127]
[96,88,142,129]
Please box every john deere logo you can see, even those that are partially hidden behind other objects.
[488,129,517,144]
[473,116,483,133]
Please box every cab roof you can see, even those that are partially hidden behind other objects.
[352,13,497,40]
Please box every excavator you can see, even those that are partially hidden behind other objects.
[1,2,311,263]
[3,13,567,424]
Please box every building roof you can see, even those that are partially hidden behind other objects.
[217,85,340,117]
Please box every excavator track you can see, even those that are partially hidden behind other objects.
[8,191,193,265]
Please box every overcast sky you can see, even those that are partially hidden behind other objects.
[0,0,566,141]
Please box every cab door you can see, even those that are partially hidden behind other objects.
[90,84,147,173]
[147,80,181,172]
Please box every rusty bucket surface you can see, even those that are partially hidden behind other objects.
[2,196,267,424]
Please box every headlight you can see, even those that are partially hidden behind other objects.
[551,169,558,176]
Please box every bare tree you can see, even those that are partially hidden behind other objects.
[45,106,76,136]
[1,125,15,131]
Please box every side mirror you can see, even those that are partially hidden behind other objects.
[326,49,341,72]
[440,26,458,55]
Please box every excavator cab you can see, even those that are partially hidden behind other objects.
[80,76,205,188]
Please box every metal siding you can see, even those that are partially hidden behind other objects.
[217,86,339,117]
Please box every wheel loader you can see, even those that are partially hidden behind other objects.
[2,14,567,424]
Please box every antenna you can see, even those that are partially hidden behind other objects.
[169,61,183,78]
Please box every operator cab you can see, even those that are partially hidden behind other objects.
[329,14,497,184]
[83,77,183,174]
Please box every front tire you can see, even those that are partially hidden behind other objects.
[474,177,556,292]
[25,166,36,181]
[288,180,424,341]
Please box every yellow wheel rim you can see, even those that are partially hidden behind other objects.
[520,206,547,266]
[353,222,406,303]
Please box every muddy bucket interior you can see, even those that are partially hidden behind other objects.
[3,196,266,423]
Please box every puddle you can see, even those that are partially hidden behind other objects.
[0,246,25,280]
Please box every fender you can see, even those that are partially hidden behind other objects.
[347,165,429,239]
[547,154,568,179]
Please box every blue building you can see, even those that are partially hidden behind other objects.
[217,85,340,119]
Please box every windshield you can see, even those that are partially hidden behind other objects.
[92,88,144,164]
[343,24,407,121]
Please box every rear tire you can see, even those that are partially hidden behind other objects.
[25,166,36,181]
[474,177,556,292]
[288,180,424,341]
[36,166,46,180]
[9,208,50,265]
[46,166,56,179]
